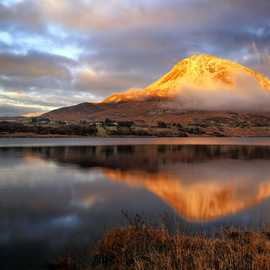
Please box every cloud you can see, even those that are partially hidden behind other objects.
[0,104,46,116]
[0,52,71,79]
[0,0,269,115]
[73,66,148,95]
[170,74,270,112]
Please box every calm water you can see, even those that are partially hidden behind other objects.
[1,138,270,269]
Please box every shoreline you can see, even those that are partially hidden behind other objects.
[2,136,270,148]
[1,131,270,138]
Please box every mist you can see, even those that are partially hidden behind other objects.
[171,74,270,112]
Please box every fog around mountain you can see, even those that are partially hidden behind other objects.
[104,54,270,112]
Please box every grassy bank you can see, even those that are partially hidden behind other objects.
[52,224,270,270]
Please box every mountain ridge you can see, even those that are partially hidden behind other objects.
[103,54,270,103]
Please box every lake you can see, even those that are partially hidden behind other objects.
[1,137,270,269]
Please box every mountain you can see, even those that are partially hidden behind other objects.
[103,54,270,103]
[43,102,107,122]
[43,54,270,137]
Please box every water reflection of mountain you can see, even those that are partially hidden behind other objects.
[104,167,270,222]
[10,144,270,222]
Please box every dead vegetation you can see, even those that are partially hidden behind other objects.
[52,224,270,270]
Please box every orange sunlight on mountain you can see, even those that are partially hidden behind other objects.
[103,54,270,104]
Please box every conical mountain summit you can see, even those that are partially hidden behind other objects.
[104,54,270,103]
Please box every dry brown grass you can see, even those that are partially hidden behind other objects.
[52,224,270,270]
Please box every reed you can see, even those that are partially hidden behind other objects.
[52,224,270,270]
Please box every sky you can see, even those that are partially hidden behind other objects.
[0,0,269,116]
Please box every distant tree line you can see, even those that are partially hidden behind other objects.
[0,121,97,136]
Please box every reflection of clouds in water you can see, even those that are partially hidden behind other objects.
[50,214,80,228]
[0,161,163,249]
[0,214,80,247]
[0,161,102,186]
[0,154,108,248]
[168,160,270,191]
[70,194,99,209]
[0,155,24,168]
[1,144,270,268]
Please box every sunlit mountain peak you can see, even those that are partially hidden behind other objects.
[103,54,270,103]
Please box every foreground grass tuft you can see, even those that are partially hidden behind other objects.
[52,225,270,270]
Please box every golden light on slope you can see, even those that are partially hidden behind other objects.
[103,168,270,222]
[23,112,43,117]
[103,54,270,103]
